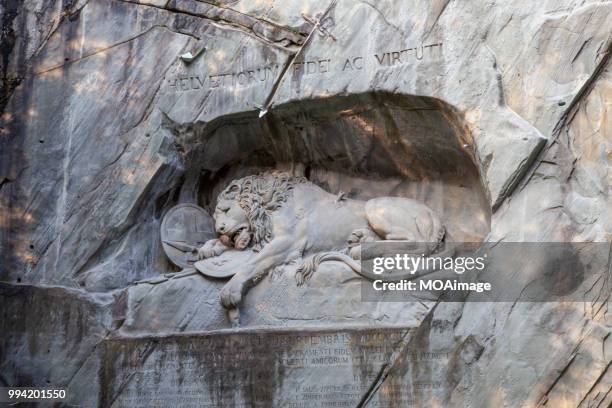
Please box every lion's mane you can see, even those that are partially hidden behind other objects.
[218,172,306,251]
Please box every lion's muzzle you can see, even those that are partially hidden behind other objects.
[218,227,251,250]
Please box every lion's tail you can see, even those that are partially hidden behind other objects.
[296,251,361,286]
[431,216,446,253]
[295,244,455,285]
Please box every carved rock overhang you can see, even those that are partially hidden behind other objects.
[151,0,548,214]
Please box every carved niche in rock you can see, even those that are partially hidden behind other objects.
[184,171,451,326]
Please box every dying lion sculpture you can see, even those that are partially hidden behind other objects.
[198,172,448,325]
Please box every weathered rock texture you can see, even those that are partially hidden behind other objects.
[0,0,610,406]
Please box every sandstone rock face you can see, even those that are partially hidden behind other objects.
[1,0,610,406]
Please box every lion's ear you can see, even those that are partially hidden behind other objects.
[265,202,279,211]
[262,190,274,204]
[227,183,240,194]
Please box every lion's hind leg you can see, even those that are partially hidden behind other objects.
[364,198,446,255]
[380,227,444,255]
[382,227,417,241]
[347,227,379,259]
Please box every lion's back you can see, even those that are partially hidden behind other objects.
[290,183,369,253]
[293,181,334,199]
[365,197,443,243]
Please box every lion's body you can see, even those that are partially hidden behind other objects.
[273,182,369,255]
[197,172,446,325]
[270,182,444,258]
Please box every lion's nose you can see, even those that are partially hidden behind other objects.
[216,224,226,233]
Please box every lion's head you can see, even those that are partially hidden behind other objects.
[214,172,306,251]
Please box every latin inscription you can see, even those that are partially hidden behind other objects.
[293,58,332,75]
[168,64,281,92]
[101,329,449,407]
[373,43,443,66]
[167,42,443,93]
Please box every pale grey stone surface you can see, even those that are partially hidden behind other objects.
[1,0,610,406]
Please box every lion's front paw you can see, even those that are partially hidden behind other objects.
[197,246,209,260]
[220,279,245,308]
[197,239,226,260]
[197,241,215,260]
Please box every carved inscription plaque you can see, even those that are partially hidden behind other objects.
[99,328,448,407]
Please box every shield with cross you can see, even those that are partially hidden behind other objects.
[161,203,215,269]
